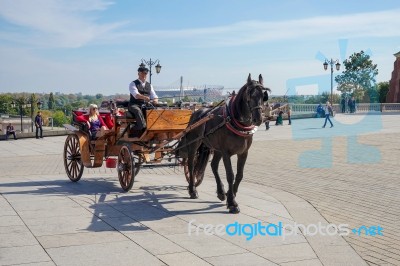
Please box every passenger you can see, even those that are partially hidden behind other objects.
[86,104,108,139]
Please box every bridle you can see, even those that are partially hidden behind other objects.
[222,83,266,137]
[246,83,265,112]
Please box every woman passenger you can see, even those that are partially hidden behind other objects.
[87,104,107,139]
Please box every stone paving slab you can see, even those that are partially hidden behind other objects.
[2,114,393,265]
[0,171,366,266]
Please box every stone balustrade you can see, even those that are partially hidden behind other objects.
[289,103,400,113]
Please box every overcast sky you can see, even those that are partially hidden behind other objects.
[0,0,399,95]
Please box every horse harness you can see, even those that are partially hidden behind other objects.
[175,95,259,155]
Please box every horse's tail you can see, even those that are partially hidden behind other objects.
[194,144,211,180]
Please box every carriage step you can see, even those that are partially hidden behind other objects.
[141,162,179,169]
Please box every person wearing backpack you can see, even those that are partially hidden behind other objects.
[322,101,334,128]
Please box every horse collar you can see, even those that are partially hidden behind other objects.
[223,96,256,137]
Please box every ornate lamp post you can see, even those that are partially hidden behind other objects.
[323,59,341,104]
[11,99,31,133]
[140,58,162,84]
[11,99,42,132]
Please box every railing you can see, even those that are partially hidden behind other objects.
[291,104,320,113]
[288,103,400,113]
[380,103,400,112]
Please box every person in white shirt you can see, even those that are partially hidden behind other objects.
[128,67,159,130]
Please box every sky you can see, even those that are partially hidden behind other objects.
[0,0,399,96]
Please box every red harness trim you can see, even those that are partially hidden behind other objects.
[223,97,256,137]
[229,95,255,131]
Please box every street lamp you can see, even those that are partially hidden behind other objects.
[140,58,162,84]
[11,99,42,133]
[11,99,31,133]
[323,59,341,104]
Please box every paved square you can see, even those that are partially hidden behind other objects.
[1,113,399,265]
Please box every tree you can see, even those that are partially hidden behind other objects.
[377,81,389,103]
[0,94,14,114]
[48,92,55,110]
[335,51,378,103]
[182,95,191,102]
[52,110,68,127]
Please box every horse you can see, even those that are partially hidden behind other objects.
[177,74,270,213]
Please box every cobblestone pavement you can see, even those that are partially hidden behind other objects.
[224,114,400,266]
[1,113,399,265]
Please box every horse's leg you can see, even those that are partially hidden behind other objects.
[222,153,240,214]
[187,142,200,199]
[233,151,248,197]
[211,151,225,201]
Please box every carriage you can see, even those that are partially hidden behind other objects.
[64,74,269,213]
[63,102,216,191]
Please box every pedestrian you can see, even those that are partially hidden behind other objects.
[341,98,346,113]
[5,123,17,140]
[35,111,43,139]
[351,97,356,113]
[348,97,353,113]
[322,101,334,128]
[275,107,283,126]
[264,103,272,130]
[287,107,292,125]
[316,103,324,118]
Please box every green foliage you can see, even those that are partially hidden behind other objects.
[182,95,191,102]
[335,51,378,103]
[52,110,68,127]
[48,92,55,110]
[0,94,15,114]
[378,81,390,103]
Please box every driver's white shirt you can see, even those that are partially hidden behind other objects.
[129,79,158,100]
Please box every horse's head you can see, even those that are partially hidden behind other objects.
[243,73,271,126]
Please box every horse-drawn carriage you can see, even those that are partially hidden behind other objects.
[64,74,270,213]
[63,101,215,191]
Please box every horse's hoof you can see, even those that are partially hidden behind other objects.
[217,193,226,201]
[189,191,198,199]
[228,206,240,214]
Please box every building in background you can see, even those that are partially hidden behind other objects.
[386,51,400,103]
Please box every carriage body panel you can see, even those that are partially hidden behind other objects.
[63,105,210,191]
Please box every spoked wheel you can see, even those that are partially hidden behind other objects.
[183,152,204,187]
[117,145,138,192]
[64,134,84,182]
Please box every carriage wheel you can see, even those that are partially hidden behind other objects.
[64,134,84,182]
[117,145,137,192]
[183,152,204,187]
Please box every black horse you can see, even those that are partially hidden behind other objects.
[177,74,270,213]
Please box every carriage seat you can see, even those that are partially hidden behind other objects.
[72,110,114,130]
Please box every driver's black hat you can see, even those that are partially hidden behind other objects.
[138,66,149,73]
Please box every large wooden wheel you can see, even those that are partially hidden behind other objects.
[64,134,84,182]
[117,145,139,192]
[183,151,204,187]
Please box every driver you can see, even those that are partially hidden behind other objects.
[128,66,159,130]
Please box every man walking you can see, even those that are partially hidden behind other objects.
[35,111,43,139]
[322,102,334,128]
